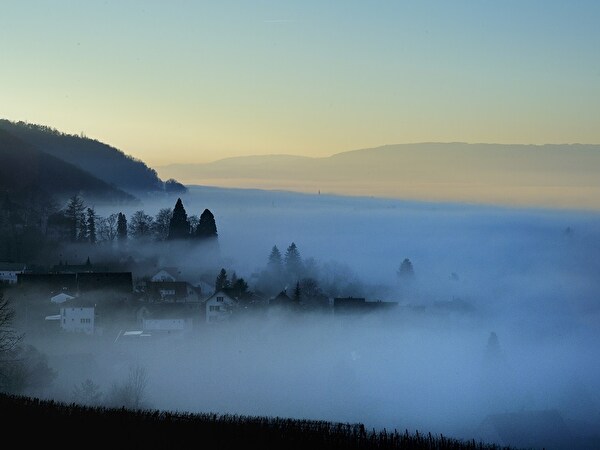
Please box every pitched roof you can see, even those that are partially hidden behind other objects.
[50,292,75,303]
[152,268,180,281]
[206,290,237,303]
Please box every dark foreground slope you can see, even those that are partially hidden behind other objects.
[1,394,514,449]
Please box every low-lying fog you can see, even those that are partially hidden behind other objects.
[26,186,600,445]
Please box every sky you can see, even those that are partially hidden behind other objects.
[1,1,600,165]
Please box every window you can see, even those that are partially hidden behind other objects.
[217,296,224,302]
[209,305,220,312]
[160,289,176,296]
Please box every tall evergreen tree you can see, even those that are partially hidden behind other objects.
[267,245,283,272]
[64,194,85,242]
[117,212,128,242]
[397,258,415,279]
[285,242,303,277]
[167,198,190,240]
[195,208,218,239]
[215,268,230,291]
[86,207,97,244]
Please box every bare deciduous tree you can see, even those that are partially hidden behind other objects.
[0,293,20,353]
[107,364,149,409]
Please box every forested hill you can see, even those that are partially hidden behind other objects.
[0,128,136,204]
[0,119,184,195]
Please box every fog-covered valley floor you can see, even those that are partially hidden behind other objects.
[26,186,600,447]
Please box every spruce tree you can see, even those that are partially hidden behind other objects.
[86,207,97,244]
[267,245,283,272]
[64,194,85,242]
[117,212,128,242]
[195,208,218,239]
[397,258,415,279]
[168,198,190,240]
[284,242,303,277]
[215,268,230,291]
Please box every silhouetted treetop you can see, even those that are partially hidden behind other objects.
[195,208,218,239]
[117,212,128,242]
[167,198,190,240]
[285,242,302,276]
[215,268,230,291]
[268,245,283,271]
[397,258,414,278]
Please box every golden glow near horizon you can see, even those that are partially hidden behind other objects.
[1,2,600,170]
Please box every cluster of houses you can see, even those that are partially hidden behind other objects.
[1,261,398,339]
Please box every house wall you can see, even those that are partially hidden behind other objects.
[0,270,23,284]
[205,294,235,323]
[60,307,95,334]
[143,318,192,331]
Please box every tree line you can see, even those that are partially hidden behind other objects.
[60,195,217,244]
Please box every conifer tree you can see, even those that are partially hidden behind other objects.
[117,212,128,242]
[267,245,283,272]
[397,258,415,279]
[195,208,218,239]
[64,194,85,242]
[215,268,230,291]
[86,207,97,244]
[285,242,303,277]
[168,198,190,240]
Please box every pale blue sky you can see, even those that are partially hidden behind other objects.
[1,1,599,164]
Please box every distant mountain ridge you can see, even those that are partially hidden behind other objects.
[157,142,600,210]
[0,119,184,195]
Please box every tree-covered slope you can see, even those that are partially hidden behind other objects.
[0,119,176,194]
[0,128,136,204]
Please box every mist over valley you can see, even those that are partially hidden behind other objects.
[4,185,599,449]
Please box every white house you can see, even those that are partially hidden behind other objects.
[0,262,26,284]
[60,305,95,335]
[205,290,237,323]
[51,292,75,304]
